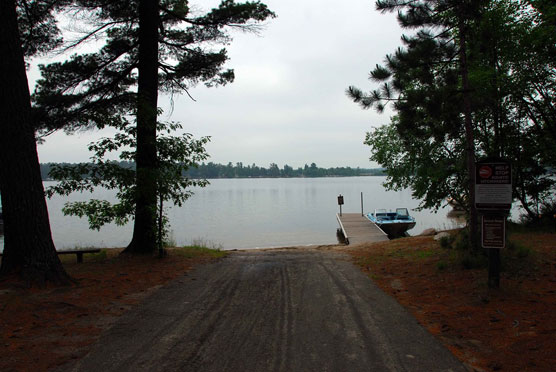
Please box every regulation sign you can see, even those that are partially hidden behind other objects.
[482,215,505,249]
[475,159,512,211]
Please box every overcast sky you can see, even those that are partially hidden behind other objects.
[34,0,404,169]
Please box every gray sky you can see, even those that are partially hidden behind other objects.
[35,0,403,168]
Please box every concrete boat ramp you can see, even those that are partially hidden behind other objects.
[336,213,389,245]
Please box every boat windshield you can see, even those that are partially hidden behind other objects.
[396,208,409,216]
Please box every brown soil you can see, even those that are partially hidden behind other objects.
[0,248,222,372]
[348,232,556,372]
[0,233,554,372]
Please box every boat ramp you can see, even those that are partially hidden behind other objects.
[336,213,389,245]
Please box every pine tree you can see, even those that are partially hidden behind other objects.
[348,0,488,249]
[350,0,556,242]
[0,0,71,285]
[34,0,275,254]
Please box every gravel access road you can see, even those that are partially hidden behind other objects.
[63,248,466,372]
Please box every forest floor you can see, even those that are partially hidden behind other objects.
[0,231,554,371]
[0,246,227,371]
[348,231,556,372]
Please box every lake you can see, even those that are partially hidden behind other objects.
[0,177,465,250]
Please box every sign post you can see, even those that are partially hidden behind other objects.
[337,194,344,217]
[475,158,512,288]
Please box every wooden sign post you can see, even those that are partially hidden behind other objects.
[337,194,344,217]
[475,158,512,288]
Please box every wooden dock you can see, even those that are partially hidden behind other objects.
[336,213,389,245]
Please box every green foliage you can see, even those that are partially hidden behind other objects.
[190,238,224,251]
[506,239,532,259]
[16,0,70,59]
[415,250,435,259]
[501,238,537,277]
[163,231,177,248]
[86,249,108,262]
[436,261,447,271]
[439,235,452,249]
[350,1,474,212]
[434,230,486,269]
[32,0,276,133]
[515,245,531,259]
[518,199,556,231]
[175,240,227,259]
[451,228,471,251]
[350,0,556,221]
[61,200,132,230]
[46,119,210,234]
[365,118,467,211]
[32,1,275,254]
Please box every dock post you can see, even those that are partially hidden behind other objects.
[361,192,364,216]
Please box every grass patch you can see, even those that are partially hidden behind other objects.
[57,248,109,264]
[356,256,383,267]
[500,237,539,277]
[190,238,223,250]
[386,247,437,260]
[436,261,447,271]
[507,240,532,258]
[416,250,436,259]
[87,249,108,262]
[173,245,228,259]
[163,231,177,248]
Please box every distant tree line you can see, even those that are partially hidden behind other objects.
[40,162,385,180]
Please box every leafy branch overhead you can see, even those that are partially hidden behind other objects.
[349,0,556,223]
[34,0,275,254]
[47,120,210,231]
[33,0,276,133]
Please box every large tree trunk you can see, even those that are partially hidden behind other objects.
[0,0,71,285]
[125,0,159,254]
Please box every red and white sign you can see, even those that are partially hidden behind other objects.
[479,166,492,179]
[475,160,512,211]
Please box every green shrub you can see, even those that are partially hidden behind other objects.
[175,239,228,259]
[453,228,470,251]
[508,241,532,258]
[516,199,556,232]
[437,261,447,271]
[439,236,451,249]
[501,239,536,275]
[89,249,107,261]
[163,232,177,248]
[190,238,223,250]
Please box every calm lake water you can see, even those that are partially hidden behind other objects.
[1,177,466,250]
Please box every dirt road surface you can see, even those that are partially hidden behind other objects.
[61,249,466,372]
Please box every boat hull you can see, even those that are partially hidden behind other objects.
[366,208,416,237]
[375,221,416,237]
